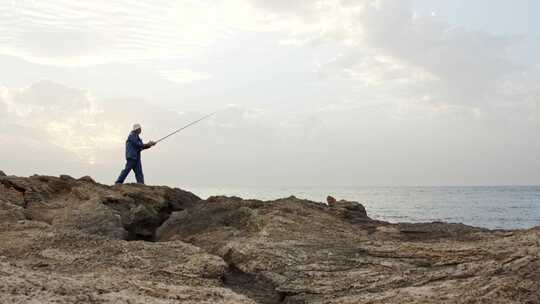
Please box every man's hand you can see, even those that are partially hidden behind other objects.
[144,141,157,149]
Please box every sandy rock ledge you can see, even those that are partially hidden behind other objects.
[0,174,538,303]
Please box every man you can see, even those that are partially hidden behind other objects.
[115,123,156,185]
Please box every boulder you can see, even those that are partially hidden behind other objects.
[78,175,95,183]
[0,174,200,240]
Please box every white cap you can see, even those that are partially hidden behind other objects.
[132,123,141,131]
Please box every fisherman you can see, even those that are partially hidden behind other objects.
[115,123,156,185]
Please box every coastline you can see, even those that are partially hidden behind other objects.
[188,185,540,230]
[1,173,539,303]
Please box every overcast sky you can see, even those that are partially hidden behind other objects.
[1,0,539,187]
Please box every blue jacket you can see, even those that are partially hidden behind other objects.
[125,132,146,160]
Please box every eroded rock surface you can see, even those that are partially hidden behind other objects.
[0,174,539,304]
[0,174,199,240]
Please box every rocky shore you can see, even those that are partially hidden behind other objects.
[0,173,538,303]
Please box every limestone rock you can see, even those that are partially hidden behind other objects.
[157,196,540,304]
[1,174,539,304]
[78,175,95,183]
[0,174,200,240]
[0,223,255,304]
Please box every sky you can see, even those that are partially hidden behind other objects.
[1,0,539,187]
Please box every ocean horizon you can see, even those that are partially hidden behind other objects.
[186,185,540,230]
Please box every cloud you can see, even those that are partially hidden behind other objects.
[0,81,113,164]
[240,0,531,111]
[0,81,191,167]
[0,0,319,66]
[1,1,540,186]
[0,1,237,66]
[160,69,212,84]
[2,0,528,112]
[0,0,364,66]
[0,81,283,178]
[0,81,330,184]
[2,80,539,186]
[361,1,519,105]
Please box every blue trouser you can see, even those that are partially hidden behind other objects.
[115,158,144,184]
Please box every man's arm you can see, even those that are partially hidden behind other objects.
[142,141,156,149]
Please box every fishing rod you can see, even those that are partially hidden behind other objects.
[155,111,218,143]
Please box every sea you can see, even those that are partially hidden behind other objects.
[187,186,540,230]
